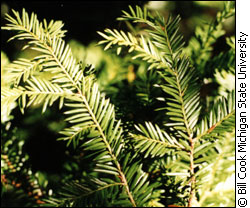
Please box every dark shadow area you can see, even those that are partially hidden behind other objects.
[1,1,145,60]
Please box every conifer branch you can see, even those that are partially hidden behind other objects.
[2,8,142,207]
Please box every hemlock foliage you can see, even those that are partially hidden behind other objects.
[1,2,235,207]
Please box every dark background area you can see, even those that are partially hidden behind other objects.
[1,1,145,60]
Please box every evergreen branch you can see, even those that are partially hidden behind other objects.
[2,8,82,92]
[2,8,66,40]
[61,78,138,206]
[2,9,142,206]
[58,124,97,148]
[5,58,42,86]
[192,91,235,206]
[67,181,124,199]
[1,87,25,115]
[98,5,185,71]
[99,6,202,206]
[195,90,235,141]
[186,1,235,75]
[62,180,124,205]
[1,87,24,106]
[101,5,200,137]
[98,29,171,71]
[129,122,186,158]
[117,5,151,23]
[195,132,234,207]
[47,162,159,207]
[159,57,201,137]
[196,110,235,141]
[117,5,185,58]
[187,90,235,206]
[120,153,160,207]
[20,76,75,113]
[141,9,201,204]
[47,178,124,207]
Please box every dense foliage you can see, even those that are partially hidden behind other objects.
[1,2,235,207]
